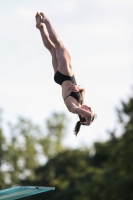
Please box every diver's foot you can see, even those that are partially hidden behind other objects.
[40,12,49,23]
[35,12,44,29]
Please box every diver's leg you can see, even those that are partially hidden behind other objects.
[40,12,60,45]
[36,13,54,51]
[36,13,58,73]
[39,12,72,75]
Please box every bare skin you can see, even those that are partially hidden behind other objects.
[35,12,94,125]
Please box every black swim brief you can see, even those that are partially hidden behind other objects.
[54,70,82,104]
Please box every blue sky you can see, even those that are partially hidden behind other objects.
[0,0,133,148]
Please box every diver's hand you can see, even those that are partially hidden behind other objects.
[68,84,79,92]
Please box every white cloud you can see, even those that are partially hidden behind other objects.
[63,2,74,10]
[14,7,36,22]
[66,18,132,40]
[96,0,133,6]
[86,22,130,40]
[73,51,131,71]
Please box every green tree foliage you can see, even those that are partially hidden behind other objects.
[0,93,133,199]
[0,110,7,189]
[0,112,67,189]
[102,93,133,200]
[21,93,133,200]
[21,149,98,200]
[3,117,41,187]
[39,113,67,159]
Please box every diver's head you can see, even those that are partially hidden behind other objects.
[74,106,96,136]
